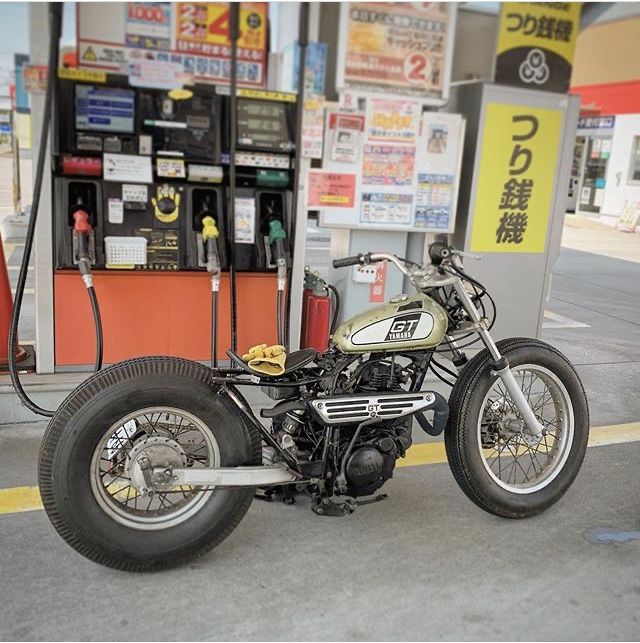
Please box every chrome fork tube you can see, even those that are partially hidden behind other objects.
[452,279,543,437]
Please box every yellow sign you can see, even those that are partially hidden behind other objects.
[176,3,266,52]
[470,103,563,254]
[58,67,106,83]
[495,3,581,92]
[237,88,296,103]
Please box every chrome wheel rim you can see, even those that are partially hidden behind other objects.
[477,364,574,494]
[90,407,220,530]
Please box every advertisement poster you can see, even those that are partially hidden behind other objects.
[360,193,413,226]
[415,173,454,229]
[307,171,357,209]
[338,3,453,100]
[128,59,183,89]
[301,96,325,160]
[0,110,12,155]
[366,98,421,144]
[413,112,463,231]
[235,197,256,244]
[362,144,415,187]
[495,3,582,93]
[470,103,562,253]
[125,3,171,50]
[77,2,267,87]
[328,112,365,164]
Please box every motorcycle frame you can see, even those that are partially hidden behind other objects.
[134,253,545,491]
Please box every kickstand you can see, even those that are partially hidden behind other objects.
[357,493,388,506]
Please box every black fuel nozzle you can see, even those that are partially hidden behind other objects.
[201,215,220,276]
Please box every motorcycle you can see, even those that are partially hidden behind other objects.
[38,242,589,571]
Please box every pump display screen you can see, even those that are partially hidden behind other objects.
[75,85,135,134]
[237,99,290,151]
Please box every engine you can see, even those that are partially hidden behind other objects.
[340,418,412,497]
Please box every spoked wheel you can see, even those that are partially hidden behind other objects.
[478,365,573,494]
[39,357,261,572]
[90,407,221,530]
[445,338,589,518]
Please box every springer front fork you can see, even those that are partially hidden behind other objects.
[451,280,544,438]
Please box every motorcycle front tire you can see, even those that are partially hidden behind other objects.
[445,338,589,518]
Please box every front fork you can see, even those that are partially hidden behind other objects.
[452,280,544,438]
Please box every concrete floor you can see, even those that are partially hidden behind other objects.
[2,241,640,640]
[2,204,640,639]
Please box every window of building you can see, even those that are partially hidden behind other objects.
[629,136,640,184]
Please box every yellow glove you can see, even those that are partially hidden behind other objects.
[242,344,287,376]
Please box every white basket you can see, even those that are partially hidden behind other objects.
[104,236,148,266]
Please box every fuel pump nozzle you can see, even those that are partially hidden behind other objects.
[70,206,103,370]
[202,215,220,276]
[72,207,93,287]
[268,218,287,346]
[201,215,221,368]
[268,218,287,287]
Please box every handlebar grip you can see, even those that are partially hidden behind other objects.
[332,254,365,268]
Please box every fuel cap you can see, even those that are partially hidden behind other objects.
[389,294,409,303]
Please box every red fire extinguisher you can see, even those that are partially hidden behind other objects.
[301,269,339,352]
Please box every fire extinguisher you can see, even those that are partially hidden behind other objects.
[301,268,340,352]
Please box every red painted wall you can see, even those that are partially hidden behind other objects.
[571,80,640,115]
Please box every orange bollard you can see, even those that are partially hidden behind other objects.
[0,234,27,366]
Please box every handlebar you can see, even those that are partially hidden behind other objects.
[332,253,370,268]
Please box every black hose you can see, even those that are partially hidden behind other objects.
[228,3,240,353]
[87,286,103,371]
[8,4,63,418]
[211,288,218,368]
[276,289,284,346]
[326,283,340,334]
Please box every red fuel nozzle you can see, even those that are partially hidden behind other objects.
[73,209,92,234]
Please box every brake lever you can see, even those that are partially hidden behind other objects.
[451,249,481,261]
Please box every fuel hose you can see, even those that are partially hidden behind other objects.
[8,3,103,417]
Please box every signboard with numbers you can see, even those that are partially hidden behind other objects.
[77,2,267,87]
[336,2,456,104]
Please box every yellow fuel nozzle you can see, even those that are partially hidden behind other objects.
[202,216,219,241]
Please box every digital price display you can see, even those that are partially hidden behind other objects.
[237,99,290,151]
[75,85,135,134]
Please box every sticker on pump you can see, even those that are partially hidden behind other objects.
[122,184,148,203]
[108,198,124,224]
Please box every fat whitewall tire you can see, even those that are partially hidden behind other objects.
[444,338,589,518]
[38,356,261,572]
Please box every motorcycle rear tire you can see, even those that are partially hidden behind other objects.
[38,356,261,572]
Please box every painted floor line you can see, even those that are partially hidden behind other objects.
[1,422,640,517]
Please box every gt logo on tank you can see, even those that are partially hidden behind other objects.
[350,312,435,346]
[386,314,421,341]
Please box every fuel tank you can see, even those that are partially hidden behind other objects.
[332,294,448,353]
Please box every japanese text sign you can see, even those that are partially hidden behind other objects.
[470,103,562,254]
[307,171,357,209]
[77,2,268,87]
[495,2,582,93]
[338,2,454,101]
